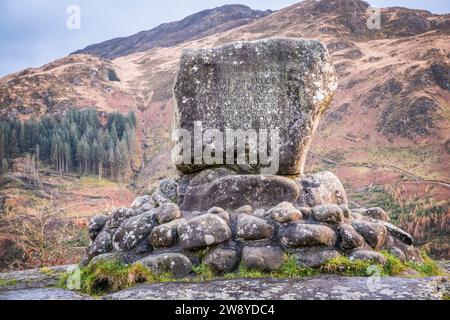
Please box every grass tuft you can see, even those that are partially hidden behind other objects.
[381,252,406,276]
[0,278,18,287]
[59,261,153,296]
[406,251,444,276]
[192,264,214,281]
[39,267,55,276]
[80,261,131,295]
[320,256,374,276]
[78,176,122,188]
[321,251,444,277]
[235,265,266,278]
[276,254,318,278]
[126,263,155,284]
[222,255,317,280]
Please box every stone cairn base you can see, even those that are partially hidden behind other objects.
[84,169,423,278]
[85,38,423,277]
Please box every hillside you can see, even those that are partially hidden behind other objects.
[0,0,449,258]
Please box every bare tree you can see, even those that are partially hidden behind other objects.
[5,201,80,270]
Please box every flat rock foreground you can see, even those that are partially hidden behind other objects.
[0,265,448,300]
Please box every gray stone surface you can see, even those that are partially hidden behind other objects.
[136,253,193,278]
[208,207,230,223]
[352,221,387,250]
[384,222,414,245]
[365,207,390,222]
[154,178,178,203]
[203,248,237,274]
[386,236,423,264]
[180,173,300,211]
[106,207,138,229]
[311,204,344,225]
[268,201,302,223]
[112,212,156,252]
[339,204,351,219]
[236,214,274,240]
[156,203,181,224]
[89,252,129,266]
[389,247,407,262]
[87,230,113,259]
[0,265,447,300]
[349,250,387,265]
[173,37,337,175]
[241,246,284,271]
[294,249,341,268]
[339,224,365,251]
[253,208,269,219]
[149,219,185,248]
[0,288,92,300]
[297,171,347,207]
[0,265,76,291]
[88,215,108,241]
[235,205,254,215]
[280,223,337,248]
[104,276,449,300]
[131,195,153,211]
[177,214,232,249]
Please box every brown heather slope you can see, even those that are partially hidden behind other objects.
[0,1,449,256]
[0,54,142,119]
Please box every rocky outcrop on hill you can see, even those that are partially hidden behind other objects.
[0,54,137,120]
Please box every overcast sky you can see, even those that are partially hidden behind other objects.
[0,0,449,77]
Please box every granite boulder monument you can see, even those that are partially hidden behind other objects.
[84,38,424,277]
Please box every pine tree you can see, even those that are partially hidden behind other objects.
[94,142,105,180]
[127,110,137,128]
[1,158,9,175]
[64,143,71,172]
[110,123,118,145]
[51,133,63,173]
[0,132,5,161]
[81,138,90,175]
[76,137,90,175]
[8,128,20,157]
[19,125,26,153]
[108,147,115,180]
[115,140,130,182]
[76,140,84,173]
[0,108,137,180]
[39,138,51,164]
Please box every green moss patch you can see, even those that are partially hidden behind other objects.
[321,251,443,277]
[321,256,376,276]
[0,278,18,288]
[59,262,156,296]
[406,251,444,277]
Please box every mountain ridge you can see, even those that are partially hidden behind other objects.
[72,4,273,59]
